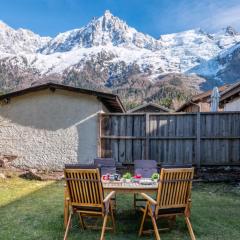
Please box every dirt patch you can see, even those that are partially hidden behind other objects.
[0,165,239,182]
[196,166,240,183]
[0,155,18,168]
[0,167,64,181]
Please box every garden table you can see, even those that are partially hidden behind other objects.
[102,180,158,194]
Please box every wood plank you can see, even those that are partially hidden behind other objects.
[196,113,201,167]
[98,113,102,157]
[119,116,126,163]
[133,115,142,160]
[126,115,133,163]
[145,113,150,159]
[111,116,119,162]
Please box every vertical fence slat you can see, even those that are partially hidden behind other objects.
[133,115,142,160]
[145,113,150,159]
[111,115,119,162]
[196,113,201,167]
[125,115,133,163]
[118,116,126,163]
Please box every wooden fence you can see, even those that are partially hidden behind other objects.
[99,112,240,166]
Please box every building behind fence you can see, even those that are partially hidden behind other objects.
[99,112,240,166]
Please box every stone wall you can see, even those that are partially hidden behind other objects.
[0,89,106,170]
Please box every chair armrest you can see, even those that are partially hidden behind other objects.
[188,198,192,208]
[140,193,157,205]
[64,184,69,198]
[103,191,116,203]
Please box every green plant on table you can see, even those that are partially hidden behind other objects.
[123,172,132,179]
[151,173,159,181]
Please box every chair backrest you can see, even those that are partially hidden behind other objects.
[156,167,194,210]
[94,158,116,176]
[161,164,192,169]
[134,160,157,178]
[64,164,95,169]
[64,168,104,209]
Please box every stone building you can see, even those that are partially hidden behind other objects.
[0,82,124,170]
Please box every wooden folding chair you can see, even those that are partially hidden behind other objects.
[63,168,116,240]
[138,167,196,240]
[133,160,158,209]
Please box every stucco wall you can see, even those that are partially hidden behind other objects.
[224,97,240,111]
[0,89,106,170]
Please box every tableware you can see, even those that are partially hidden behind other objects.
[102,174,110,181]
[131,178,140,183]
[139,178,153,185]
[114,173,120,181]
[109,174,115,181]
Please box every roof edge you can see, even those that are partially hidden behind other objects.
[128,102,170,113]
[0,82,125,113]
[220,81,240,103]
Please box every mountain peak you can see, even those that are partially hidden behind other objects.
[225,26,239,36]
[40,10,161,54]
[103,10,113,19]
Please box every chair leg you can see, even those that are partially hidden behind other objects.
[112,193,117,210]
[63,212,72,240]
[138,203,148,236]
[110,204,116,233]
[134,193,136,209]
[149,209,161,240]
[78,213,86,229]
[64,199,70,228]
[100,214,108,240]
[185,217,196,240]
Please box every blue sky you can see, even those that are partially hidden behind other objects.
[1,0,240,38]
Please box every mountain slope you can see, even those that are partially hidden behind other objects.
[0,10,240,109]
[0,20,50,54]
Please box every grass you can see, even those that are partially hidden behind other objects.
[0,177,240,240]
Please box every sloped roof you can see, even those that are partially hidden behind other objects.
[176,85,230,112]
[219,81,240,105]
[128,102,170,113]
[0,82,125,113]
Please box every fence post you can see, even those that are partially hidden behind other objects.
[196,112,201,167]
[98,113,102,157]
[145,113,150,159]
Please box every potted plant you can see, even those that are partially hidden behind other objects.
[122,172,132,182]
[151,173,159,182]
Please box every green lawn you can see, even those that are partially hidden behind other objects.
[0,177,240,240]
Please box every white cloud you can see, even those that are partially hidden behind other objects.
[151,0,240,35]
[201,5,240,31]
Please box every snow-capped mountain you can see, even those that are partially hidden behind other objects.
[0,10,240,108]
[0,20,50,54]
[39,10,161,54]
